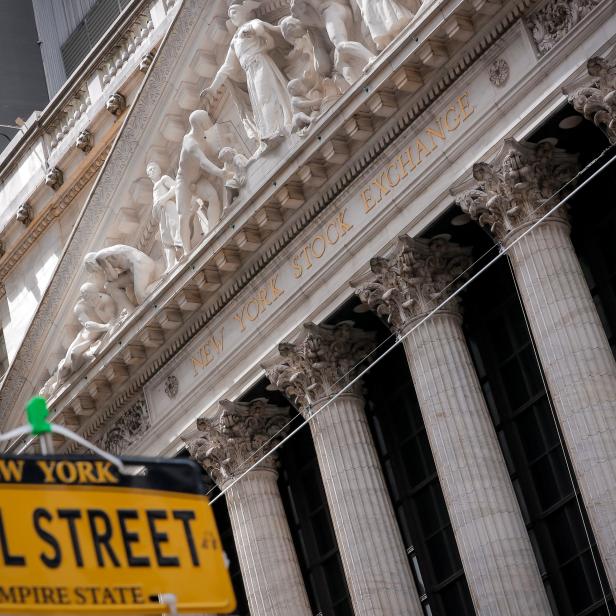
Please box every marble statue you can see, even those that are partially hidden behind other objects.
[84,244,162,308]
[41,283,117,396]
[146,161,181,271]
[201,1,294,156]
[176,110,226,256]
[218,147,249,190]
[351,0,414,50]
[290,0,375,84]
[219,146,249,209]
[281,16,347,133]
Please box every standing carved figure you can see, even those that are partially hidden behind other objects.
[176,110,225,256]
[291,0,375,84]
[351,0,414,50]
[146,161,181,271]
[201,1,293,156]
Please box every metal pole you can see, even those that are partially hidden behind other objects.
[40,433,54,455]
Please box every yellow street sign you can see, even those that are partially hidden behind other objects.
[0,455,236,614]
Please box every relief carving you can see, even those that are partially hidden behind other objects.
[526,0,601,56]
[352,235,472,333]
[265,321,376,413]
[100,398,150,455]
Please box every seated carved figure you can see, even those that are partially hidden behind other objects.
[41,282,116,397]
[84,244,162,309]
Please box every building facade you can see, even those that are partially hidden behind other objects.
[1,0,616,615]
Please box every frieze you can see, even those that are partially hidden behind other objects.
[142,89,482,425]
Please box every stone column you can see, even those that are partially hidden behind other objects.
[353,236,552,615]
[189,399,312,616]
[266,322,423,616]
[457,137,616,591]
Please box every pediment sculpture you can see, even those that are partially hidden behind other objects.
[40,0,426,400]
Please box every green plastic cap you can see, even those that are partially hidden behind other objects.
[26,397,52,435]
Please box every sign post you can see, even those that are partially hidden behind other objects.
[0,399,236,614]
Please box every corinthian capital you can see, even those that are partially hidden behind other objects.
[455,138,578,242]
[569,56,616,144]
[188,398,289,486]
[352,235,471,333]
[265,322,376,413]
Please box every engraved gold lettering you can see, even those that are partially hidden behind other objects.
[191,328,225,376]
[458,91,475,121]
[210,328,224,354]
[445,105,461,131]
[361,186,375,212]
[268,275,284,301]
[371,172,391,202]
[302,245,313,270]
[425,118,446,149]
[386,163,401,188]
[291,254,303,279]
[337,209,353,235]
[326,222,339,244]
[397,147,416,178]
[311,235,326,258]
[415,138,431,164]
[246,299,260,321]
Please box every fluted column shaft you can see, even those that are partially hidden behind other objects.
[310,392,423,616]
[224,468,312,616]
[403,311,551,614]
[352,234,551,613]
[506,218,616,589]
[189,398,312,616]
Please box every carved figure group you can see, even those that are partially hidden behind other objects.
[42,0,424,399]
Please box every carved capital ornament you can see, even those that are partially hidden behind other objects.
[265,321,376,413]
[455,138,578,242]
[189,398,290,486]
[569,56,616,144]
[352,235,472,333]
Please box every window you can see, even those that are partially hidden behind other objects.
[364,345,475,615]
[278,422,353,616]
[61,0,134,76]
[464,258,613,615]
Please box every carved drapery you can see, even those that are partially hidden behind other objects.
[455,138,578,242]
[189,398,289,486]
[265,321,376,412]
[352,235,472,333]
[569,56,616,144]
